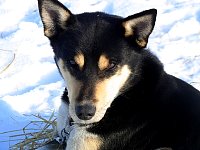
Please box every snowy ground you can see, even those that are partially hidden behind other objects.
[0,0,200,149]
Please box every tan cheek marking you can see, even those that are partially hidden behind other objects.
[98,54,110,71]
[74,52,85,70]
[95,65,131,108]
[57,59,82,102]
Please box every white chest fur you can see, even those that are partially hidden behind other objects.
[66,125,102,150]
[57,101,102,150]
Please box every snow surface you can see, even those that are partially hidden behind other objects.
[0,0,200,149]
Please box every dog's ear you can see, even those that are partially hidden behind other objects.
[38,0,74,38]
[122,9,157,48]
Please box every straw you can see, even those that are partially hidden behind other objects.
[0,112,60,149]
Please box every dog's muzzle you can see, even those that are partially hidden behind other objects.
[75,102,96,120]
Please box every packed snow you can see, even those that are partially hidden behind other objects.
[0,0,200,149]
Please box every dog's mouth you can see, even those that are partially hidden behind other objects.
[72,122,95,127]
[69,117,96,127]
[70,118,95,128]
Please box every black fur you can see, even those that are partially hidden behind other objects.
[38,0,200,149]
[89,58,200,149]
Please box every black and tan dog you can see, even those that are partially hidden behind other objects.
[38,0,200,149]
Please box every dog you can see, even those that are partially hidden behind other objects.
[38,0,200,149]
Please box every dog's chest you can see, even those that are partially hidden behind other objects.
[66,126,102,150]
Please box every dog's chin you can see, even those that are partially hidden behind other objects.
[72,116,101,126]
[72,121,95,127]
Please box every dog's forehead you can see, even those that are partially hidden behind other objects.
[76,12,122,26]
[70,12,123,51]
[53,12,126,61]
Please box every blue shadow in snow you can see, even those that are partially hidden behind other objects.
[0,100,27,149]
[23,9,41,26]
[196,9,200,23]
[4,68,63,97]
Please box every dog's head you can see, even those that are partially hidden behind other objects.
[38,0,157,124]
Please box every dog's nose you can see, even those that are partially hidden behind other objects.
[75,103,96,120]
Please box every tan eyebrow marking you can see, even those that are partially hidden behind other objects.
[74,52,85,70]
[98,54,110,71]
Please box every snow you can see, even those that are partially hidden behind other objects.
[0,0,200,149]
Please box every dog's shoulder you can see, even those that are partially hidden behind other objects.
[156,73,200,105]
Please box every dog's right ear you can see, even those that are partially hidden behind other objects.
[38,0,74,38]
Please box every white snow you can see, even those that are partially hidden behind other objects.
[0,0,200,149]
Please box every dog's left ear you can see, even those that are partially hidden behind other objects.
[38,0,74,38]
[122,9,157,48]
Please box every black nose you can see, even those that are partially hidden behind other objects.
[75,103,96,120]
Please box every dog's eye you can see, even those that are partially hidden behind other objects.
[69,60,76,65]
[107,60,117,71]
[67,60,78,69]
